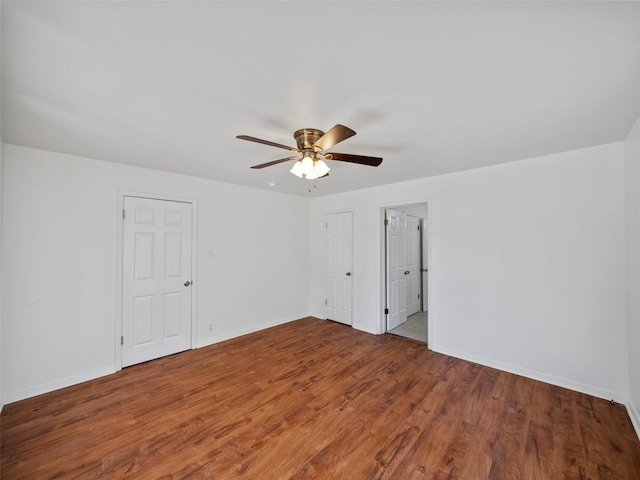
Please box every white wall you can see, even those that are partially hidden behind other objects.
[0,140,4,413]
[310,142,628,401]
[625,115,640,435]
[0,141,3,414]
[1,4,4,412]
[1,144,310,403]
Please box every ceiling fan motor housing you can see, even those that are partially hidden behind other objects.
[294,128,325,151]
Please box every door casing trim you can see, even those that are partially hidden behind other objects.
[115,190,198,370]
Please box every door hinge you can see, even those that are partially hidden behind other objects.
[418,294,421,299]
[120,335,124,345]
[122,209,126,219]
[324,299,327,305]
[384,219,389,226]
[325,222,328,229]
[384,308,389,315]
[417,224,420,230]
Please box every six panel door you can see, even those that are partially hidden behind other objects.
[122,196,193,367]
[386,209,409,330]
[326,212,353,325]
[406,215,421,316]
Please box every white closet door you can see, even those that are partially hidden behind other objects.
[326,212,353,325]
[122,197,192,367]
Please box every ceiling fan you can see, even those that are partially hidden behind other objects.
[236,124,383,180]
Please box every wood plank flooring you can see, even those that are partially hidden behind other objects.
[2,317,640,479]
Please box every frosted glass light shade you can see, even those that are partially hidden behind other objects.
[305,160,330,180]
[290,161,304,178]
[290,156,330,180]
[314,159,330,177]
[301,155,314,175]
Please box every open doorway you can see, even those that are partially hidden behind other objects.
[382,202,428,343]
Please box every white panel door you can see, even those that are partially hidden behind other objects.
[422,221,428,312]
[406,215,421,316]
[386,209,409,330]
[122,196,192,367]
[326,212,352,325]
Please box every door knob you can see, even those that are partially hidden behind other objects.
[404,270,410,275]
[184,281,191,286]
[346,272,352,276]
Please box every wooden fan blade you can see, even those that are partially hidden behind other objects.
[250,157,297,169]
[237,135,298,152]
[314,124,356,151]
[326,152,383,166]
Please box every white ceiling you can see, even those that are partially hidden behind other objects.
[2,1,640,197]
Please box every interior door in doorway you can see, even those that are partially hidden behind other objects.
[326,212,353,325]
[422,222,428,312]
[122,196,193,367]
[406,215,421,316]
[386,209,409,330]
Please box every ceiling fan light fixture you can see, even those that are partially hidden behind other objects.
[303,159,331,180]
[238,124,382,186]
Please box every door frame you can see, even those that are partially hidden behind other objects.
[379,199,432,344]
[115,190,198,370]
[323,208,354,325]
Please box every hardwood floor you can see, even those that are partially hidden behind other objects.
[2,317,640,479]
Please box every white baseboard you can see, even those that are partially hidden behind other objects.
[3,316,310,405]
[431,344,627,404]
[2,365,116,405]
[309,309,324,320]
[627,401,640,442]
[352,322,380,335]
[196,313,306,348]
